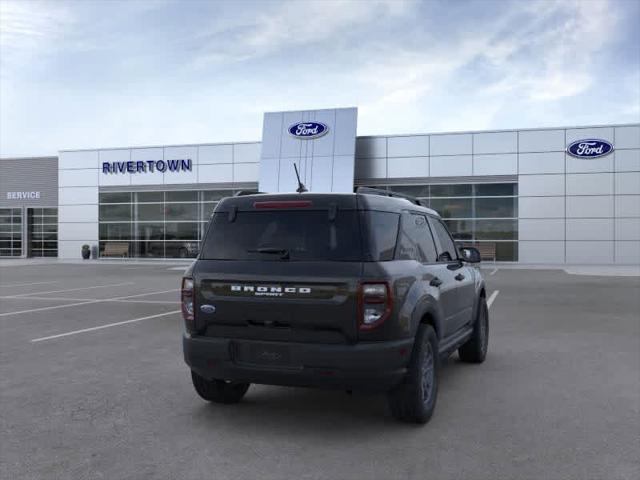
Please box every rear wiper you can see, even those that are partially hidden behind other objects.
[247,247,290,260]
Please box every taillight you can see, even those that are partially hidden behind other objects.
[358,282,393,331]
[181,277,195,331]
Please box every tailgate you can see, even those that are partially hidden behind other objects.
[194,260,362,343]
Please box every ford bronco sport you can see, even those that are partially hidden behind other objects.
[182,188,488,423]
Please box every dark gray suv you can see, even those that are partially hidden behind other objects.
[182,188,488,423]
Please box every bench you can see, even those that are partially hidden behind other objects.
[102,242,129,258]
[476,243,497,262]
[460,242,497,262]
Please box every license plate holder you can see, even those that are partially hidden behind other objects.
[234,342,293,367]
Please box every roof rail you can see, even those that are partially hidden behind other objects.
[356,186,429,208]
[233,190,266,197]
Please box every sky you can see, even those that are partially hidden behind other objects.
[0,0,638,157]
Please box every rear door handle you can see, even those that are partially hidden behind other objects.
[455,274,465,281]
[429,277,443,287]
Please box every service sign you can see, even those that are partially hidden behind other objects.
[566,139,613,159]
[6,191,40,200]
[288,122,329,139]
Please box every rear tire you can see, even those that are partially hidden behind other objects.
[191,371,250,404]
[458,296,489,363]
[387,324,439,424]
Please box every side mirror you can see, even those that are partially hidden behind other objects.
[459,246,481,263]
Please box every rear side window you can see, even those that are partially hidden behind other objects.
[201,210,362,261]
[396,213,438,262]
[430,218,458,262]
[361,211,399,261]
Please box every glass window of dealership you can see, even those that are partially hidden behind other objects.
[1,119,639,264]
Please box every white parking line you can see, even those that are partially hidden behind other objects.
[0,281,57,288]
[0,289,178,317]
[0,295,177,304]
[489,268,498,275]
[487,290,500,308]
[10,282,135,298]
[30,310,181,343]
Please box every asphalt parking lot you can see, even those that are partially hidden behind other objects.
[0,262,638,480]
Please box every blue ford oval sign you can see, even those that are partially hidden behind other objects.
[288,122,329,139]
[567,139,614,159]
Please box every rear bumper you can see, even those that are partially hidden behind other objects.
[183,334,413,392]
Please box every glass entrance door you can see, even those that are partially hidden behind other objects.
[27,208,58,257]
[0,208,23,257]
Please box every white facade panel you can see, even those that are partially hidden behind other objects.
[333,108,359,157]
[519,197,565,218]
[430,133,472,156]
[518,174,565,196]
[198,163,233,183]
[260,112,283,159]
[59,204,99,223]
[306,110,335,157]
[615,196,640,218]
[59,187,98,205]
[519,219,565,241]
[234,162,259,183]
[99,170,131,187]
[59,150,99,170]
[163,146,198,185]
[387,156,429,178]
[518,152,565,175]
[615,218,640,241]
[615,241,640,264]
[99,148,133,186]
[566,173,613,196]
[60,169,99,187]
[518,129,565,153]
[356,137,386,158]
[130,148,165,186]
[332,156,357,194]
[615,172,640,195]
[279,111,305,158]
[387,135,429,157]
[566,219,613,241]
[199,144,233,164]
[566,127,614,144]
[58,222,99,241]
[615,149,640,172]
[519,241,565,263]
[614,126,640,149]
[473,154,517,176]
[566,241,613,264]
[566,196,614,218]
[234,143,261,163]
[309,156,332,192]
[430,155,472,177]
[355,157,386,179]
[473,131,517,154]
[566,153,614,174]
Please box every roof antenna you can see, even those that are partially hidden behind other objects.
[293,163,308,193]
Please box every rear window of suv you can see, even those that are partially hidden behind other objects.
[201,210,363,261]
[201,209,401,262]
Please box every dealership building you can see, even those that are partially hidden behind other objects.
[1,107,639,264]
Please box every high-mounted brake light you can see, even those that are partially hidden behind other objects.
[358,282,393,331]
[253,200,313,209]
[181,277,195,332]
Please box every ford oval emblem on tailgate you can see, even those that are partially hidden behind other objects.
[200,304,216,314]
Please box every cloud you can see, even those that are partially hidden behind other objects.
[0,0,73,68]
[190,0,409,67]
